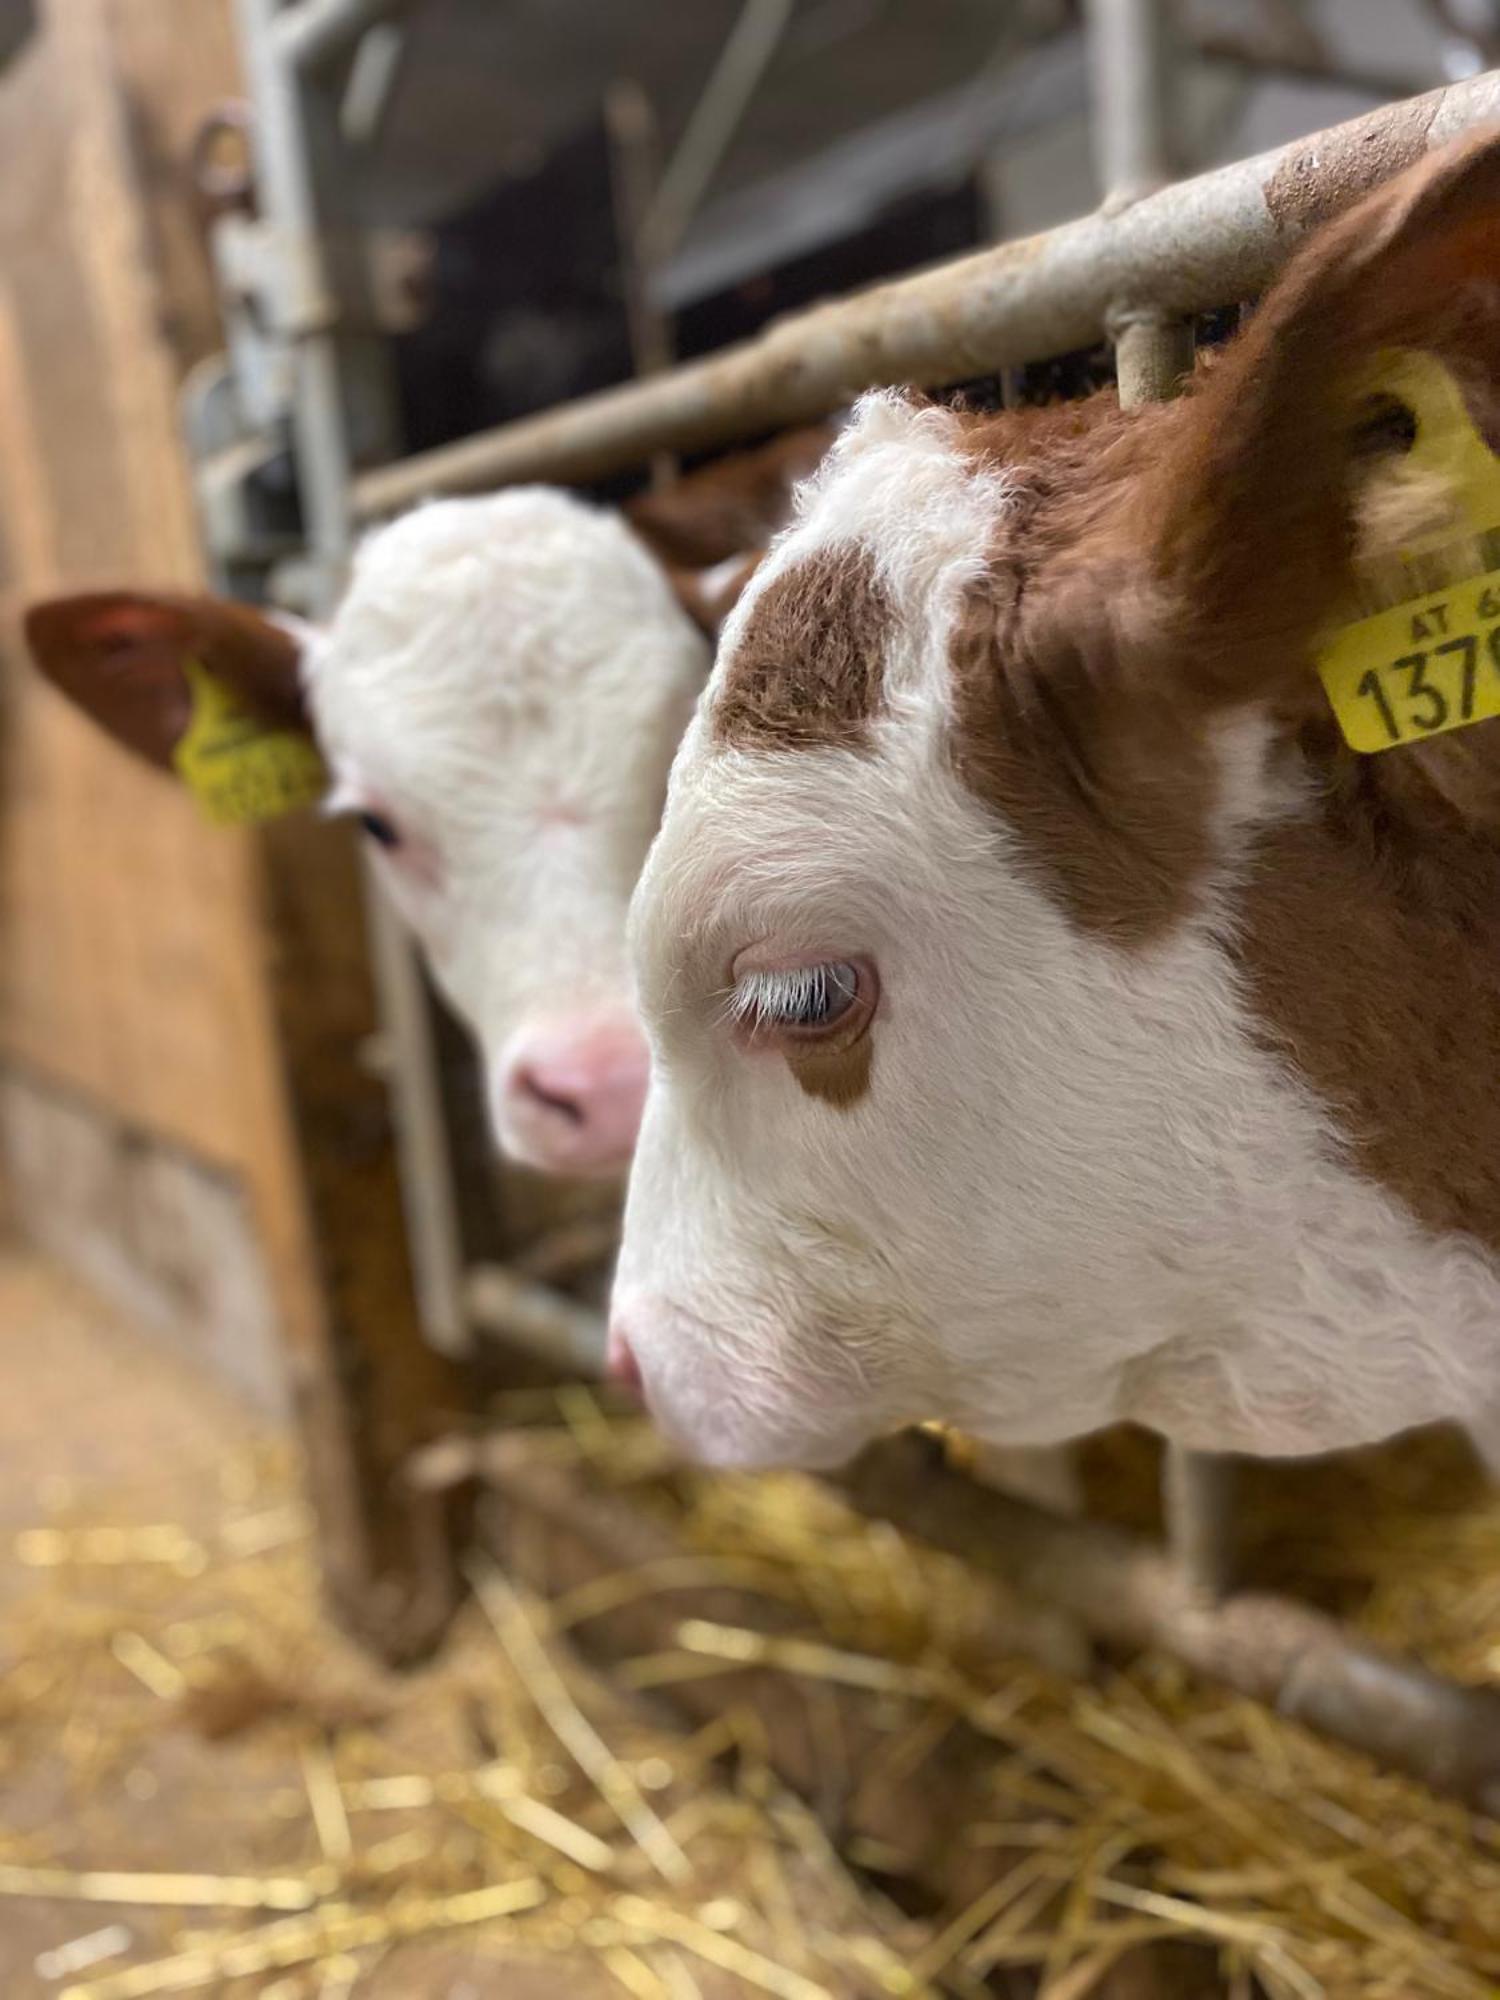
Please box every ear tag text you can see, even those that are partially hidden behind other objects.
[1316,350,1500,754]
[172,656,326,825]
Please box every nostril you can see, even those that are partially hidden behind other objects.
[514,1063,587,1128]
[605,1326,642,1399]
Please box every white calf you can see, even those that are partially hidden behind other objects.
[25,431,834,1175]
[305,491,706,1174]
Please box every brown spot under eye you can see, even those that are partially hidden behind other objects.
[785,1036,872,1109]
[712,541,890,752]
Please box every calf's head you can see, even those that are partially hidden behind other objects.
[306,491,708,1174]
[26,487,710,1176]
[613,134,1500,1468]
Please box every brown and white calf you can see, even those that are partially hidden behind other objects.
[610,134,1500,1471]
[26,428,827,1178]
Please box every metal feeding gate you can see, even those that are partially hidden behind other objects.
[222,0,1500,1807]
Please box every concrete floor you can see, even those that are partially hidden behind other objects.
[0,1244,708,2000]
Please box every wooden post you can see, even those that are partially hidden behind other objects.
[92,0,475,1660]
[226,0,473,1655]
[255,812,469,1660]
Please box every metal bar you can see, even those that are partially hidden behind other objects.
[351,66,1500,517]
[339,20,409,149]
[274,0,408,74]
[606,79,674,385]
[464,1265,607,1377]
[1092,0,1238,1608]
[845,1435,1500,1814]
[1162,1441,1238,1603]
[641,0,795,265]
[1113,311,1193,399]
[1085,0,1182,203]
[605,78,677,492]
[236,0,471,1361]
[360,886,471,1356]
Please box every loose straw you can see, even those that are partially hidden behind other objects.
[468,1556,691,1885]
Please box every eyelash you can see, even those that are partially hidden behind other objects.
[730,962,859,1034]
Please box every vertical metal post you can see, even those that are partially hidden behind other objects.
[234,0,470,1360]
[1084,0,1182,207]
[1088,0,1237,1603]
[606,79,674,387]
[640,0,794,268]
[605,79,677,492]
[1162,1440,1237,1603]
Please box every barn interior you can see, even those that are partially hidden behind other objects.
[2,2,1500,1996]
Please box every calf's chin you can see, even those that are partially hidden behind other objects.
[607,1287,873,1470]
[611,1089,936,1469]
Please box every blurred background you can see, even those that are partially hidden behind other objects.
[1,4,1499,1996]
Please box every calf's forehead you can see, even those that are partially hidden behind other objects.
[308,492,705,802]
[633,402,1018,978]
[703,395,1020,755]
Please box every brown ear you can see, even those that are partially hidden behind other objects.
[629,423,835,639]
[24,590,311,770]
[625,423,834,569]
[663,551,764,637]
[1149,128,1500,718]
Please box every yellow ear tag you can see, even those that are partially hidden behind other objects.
[171,656,327,825]
[1315,350,1500,753]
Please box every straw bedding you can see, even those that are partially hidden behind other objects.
[3,1396,1499,1999]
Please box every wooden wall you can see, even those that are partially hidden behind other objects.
[0,0,317,1396]
[0,1,466,1653]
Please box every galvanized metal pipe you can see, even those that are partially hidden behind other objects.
[352,66,1500,517]
[237,0,472,1360]
[274,0,408,73]
[464,1265,607,1377]
[1091,0,1239,1609]
[1116,316,1227,1599]
[1085,0,1182,202]
[1112,311,1194,399]
[846,1434,1500,1814]
[642,0,796,265]
[1162,1440,1238,1603]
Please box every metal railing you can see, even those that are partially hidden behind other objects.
[349,67,1500,514]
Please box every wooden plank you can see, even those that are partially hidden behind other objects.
[0,1,263,1166]
[257,810,469,1656]
[0,0,466,1656]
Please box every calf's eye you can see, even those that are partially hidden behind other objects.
[731,959,870,1040]
[358,809,401,850]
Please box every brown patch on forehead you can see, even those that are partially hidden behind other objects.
[786,1035,872,1110]
[712,541,890,752]
[1234,763,1500,1257]
[945,395,1219,945]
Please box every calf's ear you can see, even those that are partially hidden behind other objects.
[1146,128,1500,720]
[663,551,764,637]
[23,590,312,770]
